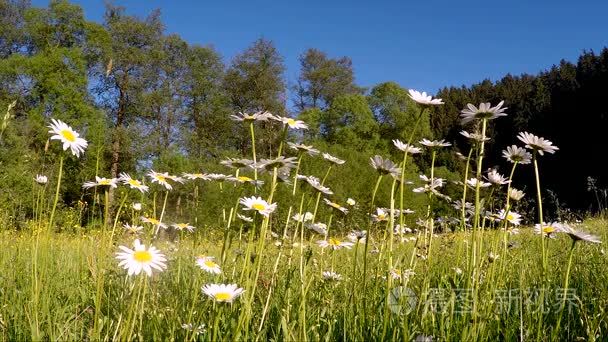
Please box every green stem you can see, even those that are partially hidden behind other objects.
[533,152,547,276]
[48,155,64,233]
[399,107,426,236]
[553,241,576,338]
[154,191,169,237]
[471,119,487,273]
[460,148,474,231]
[249,122,258,185]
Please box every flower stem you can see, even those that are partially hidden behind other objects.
[533,152,547,276]
[48,155,64,233]
[249,122,258,187]
[553,240,576,338]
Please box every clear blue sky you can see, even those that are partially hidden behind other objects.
[34,0,608,95]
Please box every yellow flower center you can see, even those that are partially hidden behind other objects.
[238,176,252,182]
[507,214,514,221]
[129,179,142,187]
[204,260,218,268]
[328,238,341,246]
[544,226,556,233]
[378,214,386,220]
[287,118,296,126]
[99,179,111,185]
[133,250,152,263]
[214,292,231,301]
[147,218,160,225]
[252,203,266,211]
[156,175,167,182]
[175,223,187,229]
[60,129,76,142]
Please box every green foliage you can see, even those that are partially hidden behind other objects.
[293,48,363,111]
[368,81,433,143]
[321,94,380,150]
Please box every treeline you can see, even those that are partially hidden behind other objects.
[0,0,607,224]
[433,51,608,214]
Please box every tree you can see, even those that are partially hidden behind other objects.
[0,0,107,210]
[368,82,432,143]
[94,4,164,178]
[293,48,362,111]
[224,38,286,156]
[182,45,231,159]
[321,94,379,150]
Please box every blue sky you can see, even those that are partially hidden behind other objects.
[34,0,608,95]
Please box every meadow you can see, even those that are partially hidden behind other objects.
[1,93,607,341]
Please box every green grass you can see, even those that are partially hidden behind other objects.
[2,219,607,341]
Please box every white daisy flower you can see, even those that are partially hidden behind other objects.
[559,223,601,244]
[394,224,412,234]
[460,101,508,124]
[257,156,298,173]
[460,130,490,142]
[534,222,561,238]
[231,175,264,187]
[239,196,277,217]
[392,140,423,154]
[47,119,88,157]
[485,169,510,185]
[237,214,254,222]
[182,172,211,180]
[115,239,167,276]
[517,132,559,156]
[497,209,522,226]
[172,223,195,233]
[165,174,185,184]
[346,198,356,206]
[407,89,444,106]
[272,115,308,130]
[82,176,119,189]
[370,155,401,178]
[298,175,333,195]
[502,145,532,164]
[141,216,168,230]
[292,212,314,223]
[230,111,274,122]
[322,153,345,165]
[347,230,367,243]
[34,174,48,185]
[508,188,525,201]
[207,173,232,182]
[195,256,221,274]
[317,238,354,250]
[322,271,343,281]
[419,138,451,148]
[323,198,349,214]
[466,178,492,188]
[371,207,391,222]
[201,283,245,303]
[306,222,328,235]
[147,170,175,190]
[220,158,254,169]
[123,223,143,234]
[119,173,149,193]
[287,142,320,156]
[132,202,142,211]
